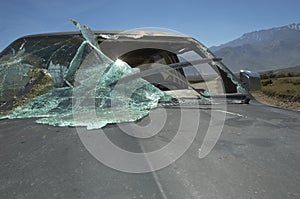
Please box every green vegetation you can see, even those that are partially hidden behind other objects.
[260,71,276,79]
[260,71,296,79]
[261,76,300,102]
[261,79,273,86]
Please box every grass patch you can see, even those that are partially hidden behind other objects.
[261,76,300,102]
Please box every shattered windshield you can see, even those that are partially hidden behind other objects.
[0,21,247,129]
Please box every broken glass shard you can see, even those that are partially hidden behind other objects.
[0,20,174,129]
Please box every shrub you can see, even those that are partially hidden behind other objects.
[276,73,286,78]
[260,74,269,79]
[293,79,300,85]
[280,79,292,84]
[261,79,273,86]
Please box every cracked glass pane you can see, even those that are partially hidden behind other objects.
[0,21,174,129]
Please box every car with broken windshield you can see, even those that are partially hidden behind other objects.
[0,22,299,199]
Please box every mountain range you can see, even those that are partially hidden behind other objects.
[210,23,300,72]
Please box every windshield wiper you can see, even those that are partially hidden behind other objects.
[199,92,250,103]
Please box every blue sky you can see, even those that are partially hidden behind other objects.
[1,0,300,51]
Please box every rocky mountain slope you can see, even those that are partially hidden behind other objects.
[210,23,300,72]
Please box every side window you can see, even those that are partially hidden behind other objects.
[178,50,225,94]
[120,48,188,90]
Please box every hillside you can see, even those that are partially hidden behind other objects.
[259,65,300,77]
[210,23,300,72]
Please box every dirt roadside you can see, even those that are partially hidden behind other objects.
[251,91,300,112]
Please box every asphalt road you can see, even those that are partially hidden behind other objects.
[0,101,300,199]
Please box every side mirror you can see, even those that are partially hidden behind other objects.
[239,70,261,91]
